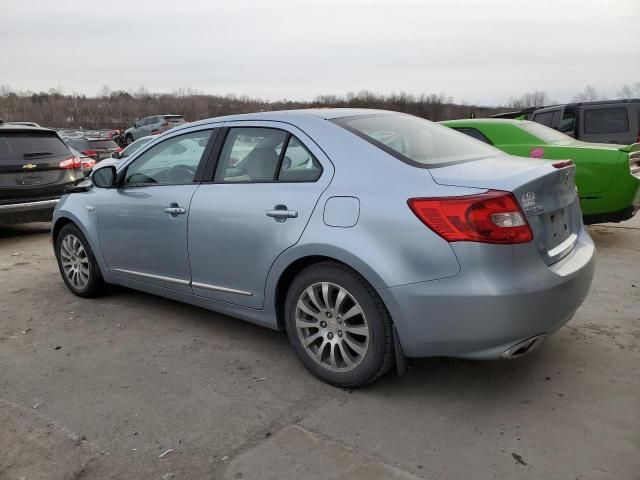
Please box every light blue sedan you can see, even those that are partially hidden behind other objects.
[52,109,595,387]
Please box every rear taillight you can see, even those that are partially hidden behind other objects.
[81,159,96,169]
[59,157,82,169]
[82,150,98,159]
[408,190,533,245]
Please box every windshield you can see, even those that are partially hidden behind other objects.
[333,113,499,166]
[519,121,575,145]
[122,136,153,157]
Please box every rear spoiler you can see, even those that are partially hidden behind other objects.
[620,142,640,153]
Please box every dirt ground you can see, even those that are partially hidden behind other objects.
[0,217,638,480]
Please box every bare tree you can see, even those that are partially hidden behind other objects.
[572,85,600,102]
[506,91,550,109]
[618,82,640,99]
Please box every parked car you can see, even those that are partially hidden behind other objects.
[3,121,41,127]
[124,115,185,144]
[52,109,595,387]
[493,99,640,145]
[442,118,640,224]
[0,123,83,224]
[63,137,121,162]
[111,135,155,160]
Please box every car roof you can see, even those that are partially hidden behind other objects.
[0,123,56,134]
[185,108,395,128]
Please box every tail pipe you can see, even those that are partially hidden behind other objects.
[501,334,547,359]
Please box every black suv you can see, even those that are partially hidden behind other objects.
[0,123,82,224]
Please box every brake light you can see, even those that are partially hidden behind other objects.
[82,150,98,159]
[81,159,96,169]
[408,190,533,244]
[59,156,82,169]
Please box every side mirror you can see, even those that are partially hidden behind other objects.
[112,151,121,159]
[92,165,117,188]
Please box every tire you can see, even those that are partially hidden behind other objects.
[285,262,394,388]
[55,224,106,298]
[125,134,134,145]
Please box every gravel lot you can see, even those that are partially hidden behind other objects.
[0,218,638,480]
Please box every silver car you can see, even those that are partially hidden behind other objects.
[52,109,595,387]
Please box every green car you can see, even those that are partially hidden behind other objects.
[441,118,640,224]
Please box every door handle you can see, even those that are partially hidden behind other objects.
[266,208,298,219]
[164,206,187,215]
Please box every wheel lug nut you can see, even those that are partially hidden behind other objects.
[327,332,334,340]
[338,330,343,337]
[337,319,342,324]
[320,321,327,328]
[326,312,332,318]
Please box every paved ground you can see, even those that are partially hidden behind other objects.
[0,218,638,480]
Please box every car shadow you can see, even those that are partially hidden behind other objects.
[0,222,51,239]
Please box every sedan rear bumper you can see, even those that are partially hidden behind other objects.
[0,199,59,224]
[378,228,595,359]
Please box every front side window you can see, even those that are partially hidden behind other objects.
[584,107,629,134]
[124,130,213,185]
[333,113,498,167]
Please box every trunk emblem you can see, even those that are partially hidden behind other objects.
[23,163,37,170]
[522,191,544,215]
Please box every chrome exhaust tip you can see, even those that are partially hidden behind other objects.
[501,334,547,359]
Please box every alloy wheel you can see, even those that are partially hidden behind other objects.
[295,282,370,372]
[60,234,90,290]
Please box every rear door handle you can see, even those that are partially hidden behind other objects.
[164,206,187,215]
[266,209,298,219]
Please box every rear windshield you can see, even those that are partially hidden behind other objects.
[0,131,70,163]
[332,113,498,167]
[519,121,575,145]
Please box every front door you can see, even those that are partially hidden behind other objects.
[188,123,332,308]
[98,128,216,293]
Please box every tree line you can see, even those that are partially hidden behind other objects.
[0,83,637,130]
[0,86,506,129]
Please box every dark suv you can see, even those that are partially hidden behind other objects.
[0,123,83,224]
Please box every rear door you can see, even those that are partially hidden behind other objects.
[0,129,80,204]
[97,128,216,293]
[188,122,332,308]
[580,105,632,144]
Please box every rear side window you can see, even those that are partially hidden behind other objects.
[533,111,554,126]
[453,128,492,144]
[584,107,629,134]
[0,131,70,163]
[333,113,498,167]
[278,137,322,182]
[559,110,576,135]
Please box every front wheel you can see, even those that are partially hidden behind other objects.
[285,262,394,387]
[55,224,105,298]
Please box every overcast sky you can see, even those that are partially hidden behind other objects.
[1,0,638,105]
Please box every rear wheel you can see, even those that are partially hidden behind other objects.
[55,224,105,298]
[285,262,394,387]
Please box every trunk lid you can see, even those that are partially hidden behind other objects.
[429,154,581,265]
[0,129,80,203]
